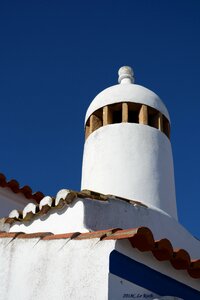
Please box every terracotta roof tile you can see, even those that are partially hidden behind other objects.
[75,228,121,240]
[103,227,155,251]
[170,249,191,270]
[0,231,24,238]
[43,232,80,240]
[16,232,53,239]
[1,227,200,279]
[39,204,52,215]
[188,260,200,279]
[152,238,173,261]
[5,190,147,225]
[0,173,44,202]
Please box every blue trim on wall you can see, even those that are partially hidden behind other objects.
[110,250,200,299]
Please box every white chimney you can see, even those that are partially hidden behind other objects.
[81,66,177,219]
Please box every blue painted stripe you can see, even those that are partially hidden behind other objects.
[110,250,200,299]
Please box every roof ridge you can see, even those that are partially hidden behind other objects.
[5,189,147,225]
[0,173,44,202]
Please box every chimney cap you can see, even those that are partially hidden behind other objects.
[85,66,170,124]
[118,66,134,84]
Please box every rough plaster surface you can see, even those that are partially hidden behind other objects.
[0,237,198,300]
[109,273,160,299]
[11,200,88,234]
[10,197,200,259]
[81,124,177,219]
[85,83,170,123]
[0,238,113,300]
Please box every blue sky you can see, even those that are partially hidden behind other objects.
[0,1,200,237]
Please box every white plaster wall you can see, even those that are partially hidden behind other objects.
[82,198,200,258]
[109,273,159,299]
[11,200,88,234]
[0,237,114,300]
[0,232,196,300]
[0,235,195,300]
[85,83,170,123]
[10,198,200,258]
[0,187,36,218]
[81,123,177,219]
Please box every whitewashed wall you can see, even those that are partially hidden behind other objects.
[81,124,177,219]
[0,237,113,300]
[0,236,197,300]
[10,197,200,258]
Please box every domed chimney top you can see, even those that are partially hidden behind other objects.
[85,66,170,124]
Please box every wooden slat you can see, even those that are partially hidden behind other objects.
[103,106,112,126]
[158,112,163,131]
[139,105,148,125]
[122,103,128,122]
[90,114,102,134]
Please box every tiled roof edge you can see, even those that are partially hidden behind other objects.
[5,189,147,225]
[0,227,199,279]
[0,173,44,202]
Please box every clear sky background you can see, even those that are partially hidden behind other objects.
[0,1,200,237]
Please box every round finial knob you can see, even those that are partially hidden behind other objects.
[118,66,134,84]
